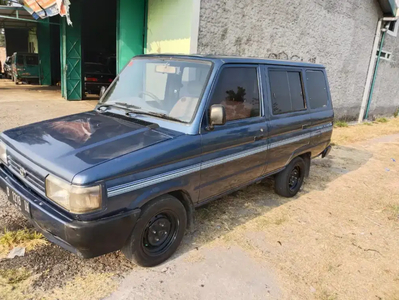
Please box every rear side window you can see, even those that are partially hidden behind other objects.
[306,70,329,109]
[16,56,24,65]
[269,70,306,115]
[209,67,260,121]
[26,55,39,65]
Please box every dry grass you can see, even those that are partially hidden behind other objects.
[0,228,47,258]
[0,268,31,284]
[362,121,373,126]
[43,273,118,300]
[332,117,399,145]
[375,117,389,123]
[386,204,399,221]
[0,268,35,300]
[334,121,348,128]
[0,271,117,300]
[317,290,338,300]
[254,214,288,228]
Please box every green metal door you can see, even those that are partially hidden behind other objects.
[37,21,52,85]
[61,2,82,100]
[117,0,145,73]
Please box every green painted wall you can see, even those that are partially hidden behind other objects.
[37,21,52,85]
[146,0,192,54]
[117,0,145,73]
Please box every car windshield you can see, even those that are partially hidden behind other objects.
[86,64,110,74]
[100,58,212,123]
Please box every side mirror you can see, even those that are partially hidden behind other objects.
[99,86,106,98]
[208,104,226,130]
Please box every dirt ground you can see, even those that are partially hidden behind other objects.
[0,79,398,300]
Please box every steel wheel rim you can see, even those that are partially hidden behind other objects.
[288,166,301,191]
[141,211,179,256]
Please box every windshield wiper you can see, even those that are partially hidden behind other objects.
[126,110,185,123]
[97,102,141,112]
[98,103,185,123]
[114,102,142,109]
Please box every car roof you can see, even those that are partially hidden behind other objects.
[136,54,325,68]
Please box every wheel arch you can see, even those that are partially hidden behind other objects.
[285,150,311,178]
[168,190,195,229]
[130,187,195,229]
[298,152,311,177]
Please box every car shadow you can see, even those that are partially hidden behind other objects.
[18,86,61,92]
[85,94,100,101]
[175,144,373,259]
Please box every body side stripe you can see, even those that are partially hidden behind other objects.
[106,125,333,197]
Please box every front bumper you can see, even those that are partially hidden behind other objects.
[0,165,140,258]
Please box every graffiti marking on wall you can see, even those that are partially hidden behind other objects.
[268,52,317,63]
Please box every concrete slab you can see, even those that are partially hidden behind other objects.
[106,245,281,300]
[0,79,96,132]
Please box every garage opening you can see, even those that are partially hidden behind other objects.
[0,6,61,89]
[82,0,117,99]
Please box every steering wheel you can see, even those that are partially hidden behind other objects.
[139,91,163,106]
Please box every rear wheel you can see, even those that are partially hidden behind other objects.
[274,157,306,197]
[122,195,187,267]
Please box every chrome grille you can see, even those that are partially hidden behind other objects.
[7,155,45,192]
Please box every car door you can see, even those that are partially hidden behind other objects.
[304,69,334,154]
[199,65,268,202]
[262,66,312,173]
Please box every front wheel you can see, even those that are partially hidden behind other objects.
[122,195,187,267]
[274,157,306,197]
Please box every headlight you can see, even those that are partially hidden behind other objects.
[45,175,102,214]
[0,141,7,164]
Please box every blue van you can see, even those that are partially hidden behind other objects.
[0,55,333,267]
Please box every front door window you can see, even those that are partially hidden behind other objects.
[208,67,260,121]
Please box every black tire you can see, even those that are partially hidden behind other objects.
[122,195,187,267]
[274,157,306,198]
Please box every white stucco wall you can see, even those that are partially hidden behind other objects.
[146,0,193,54]
[197,0,399,120]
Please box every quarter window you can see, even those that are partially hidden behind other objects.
[306,70,329,109]
[209,67,260,121]
[16,56,24,65]
[269,70,306,115]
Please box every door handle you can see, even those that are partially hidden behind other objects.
[254,128,266,142]
[254,135,264,142]
[302,123,311,130]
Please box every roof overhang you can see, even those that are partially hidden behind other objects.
[0,5,58,28]
[378,0,398,16]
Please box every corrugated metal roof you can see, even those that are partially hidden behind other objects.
[0,6,36,28]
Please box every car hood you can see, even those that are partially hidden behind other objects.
[1,111,172,183]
